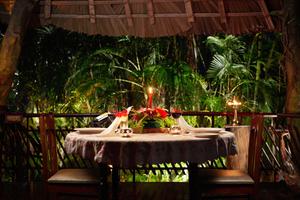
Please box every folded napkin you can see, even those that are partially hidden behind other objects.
[176,116,194,132]
[176,116,224,133]
[100,106,133,136]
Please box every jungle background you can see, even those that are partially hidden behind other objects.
[0,24,285,117]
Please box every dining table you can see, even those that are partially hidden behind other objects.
[64,129,238,199]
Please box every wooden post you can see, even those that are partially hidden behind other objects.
[39,114,49,181]
[284,0,300,175]
[226,125,251,173]
[39,113,57,180]
[249,114,264,183]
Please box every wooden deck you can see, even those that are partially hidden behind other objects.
[0,182,299,200]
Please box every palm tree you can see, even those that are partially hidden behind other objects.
[205,34,283,113]
[207,54,251,96]
[147,61,207,110]
[206,35,245,63]
[206,35,251,103]
[65,37,169,111]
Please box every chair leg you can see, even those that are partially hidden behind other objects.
[188,163,199,200]
[112,167,120,200]
[99,184,108,200]
[99,164,110,200]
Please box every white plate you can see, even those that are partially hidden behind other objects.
[192,133,220,138]
[189,128,224,133]
[74,128,106,134]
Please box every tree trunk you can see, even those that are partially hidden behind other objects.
[186,34,198,71]
[253,34,262,112]
[283,0,300,173]
[0,0,38,110]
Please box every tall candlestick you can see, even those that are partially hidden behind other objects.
[147,87,153,108]
[227,96,242,126]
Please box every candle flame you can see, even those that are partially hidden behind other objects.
[227,96,242,106]
[148,87,153,94]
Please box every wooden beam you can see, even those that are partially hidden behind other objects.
[124,0,133,26]
[184,0,194,23]
[227,12,263,17]
[257,0,275,30]
[147,0,155,25]
[9,0,14,14]
[40,12,267,19]
[88,0,96,23]
[39,0,213,6]
[44,0,51,19]
[218,0,227,25]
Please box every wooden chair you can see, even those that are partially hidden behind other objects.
[39,114,108,200]
[191,115,264,199]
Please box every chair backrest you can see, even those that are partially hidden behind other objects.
[248,114,264,183]
[39,114,58,181]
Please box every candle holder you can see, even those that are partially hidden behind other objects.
[227,96,242,126]
[116,116,133,137]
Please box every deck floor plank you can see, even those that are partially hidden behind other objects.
[0,182,300,200]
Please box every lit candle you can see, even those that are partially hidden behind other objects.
[227,96,242,126]
[147,86,153,108]
[227,96,242,107]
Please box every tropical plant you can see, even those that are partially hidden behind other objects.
[207,54,251,96]
[64,36,208,113]
[205,34,284,113]
[147,61,207,111]
[206,35,245,63]
[245,33,284,112]
[8,26,284,116]
[9,26,108,113]
[64,38,164,111]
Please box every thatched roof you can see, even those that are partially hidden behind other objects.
[0,0,283,37]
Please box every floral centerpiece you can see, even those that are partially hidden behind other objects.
[128,86,174,133]
[131,107,169,129]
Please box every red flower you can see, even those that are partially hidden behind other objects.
[114,109,128,117]
[132,107,168,121]
[155,108,168,118]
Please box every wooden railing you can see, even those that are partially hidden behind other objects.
[0,112,297,182]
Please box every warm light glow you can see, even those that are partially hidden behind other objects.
[148,87,153,95]
[227,96,242,126]
[227,96,242,106]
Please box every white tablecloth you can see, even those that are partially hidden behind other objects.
[64,132,237,168]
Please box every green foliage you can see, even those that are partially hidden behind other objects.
[206,35,245,62]
[205,34,284,113]
[120,163,189,182]
[8,27,284,121]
